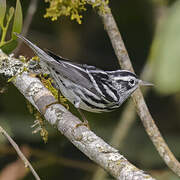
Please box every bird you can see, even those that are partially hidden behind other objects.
[15,33,153,124]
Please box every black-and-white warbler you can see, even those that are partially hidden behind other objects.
[15,33,152,114]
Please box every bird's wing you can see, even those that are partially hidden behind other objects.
[46,52,95,90]
[15,33,102,96]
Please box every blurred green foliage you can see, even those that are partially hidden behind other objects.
[152,0,180,94]
[0,0,22,54]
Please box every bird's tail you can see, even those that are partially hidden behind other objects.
[14,33,54,63]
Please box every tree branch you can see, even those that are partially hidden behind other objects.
[98,4,180,177]
[0,50,155,180]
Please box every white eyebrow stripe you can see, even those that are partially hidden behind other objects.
[113,76,134,81]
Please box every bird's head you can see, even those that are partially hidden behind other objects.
[108,70,153,101]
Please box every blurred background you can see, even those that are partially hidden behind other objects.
[0,0,180,179]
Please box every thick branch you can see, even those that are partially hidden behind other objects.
[98,4,180,177]
[0,50,155,180]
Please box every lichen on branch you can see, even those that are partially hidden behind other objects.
[44,0,109,24]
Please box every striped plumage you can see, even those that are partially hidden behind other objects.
[16,34,151,113]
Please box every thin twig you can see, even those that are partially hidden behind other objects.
[0,145,31,180]
[98,3,180,177]
[0,126,41,180]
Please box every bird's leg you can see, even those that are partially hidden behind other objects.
[77,108,88,124]
[72,99,89,128]
[58,90,61,102]
[76,108,90,129]
[42,100,59,115]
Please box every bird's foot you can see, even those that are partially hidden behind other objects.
[42,101,59,114]
[75,109,90,129]
[75,121,90,129]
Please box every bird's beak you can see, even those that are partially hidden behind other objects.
[139,80,154,86]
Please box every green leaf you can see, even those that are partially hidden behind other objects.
[152,0,180,94]
[12,0,23,39]
[0,0,6,26]
[0,7,14,48]
[7,7,14,23]
[1,39,17,54]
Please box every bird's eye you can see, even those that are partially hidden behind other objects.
[129,79,135,86]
